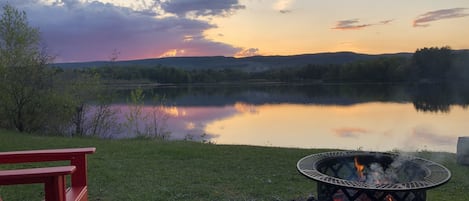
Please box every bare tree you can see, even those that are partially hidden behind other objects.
[144,95,171,139]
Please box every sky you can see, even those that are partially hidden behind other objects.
[1,0,469,62]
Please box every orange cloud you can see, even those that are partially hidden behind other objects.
[159,49,186,57]
[235,48,260,57]
[413,8,469,27]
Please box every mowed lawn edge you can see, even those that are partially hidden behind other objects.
[0,130,468,201]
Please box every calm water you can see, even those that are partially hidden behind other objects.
[108,83,469,153]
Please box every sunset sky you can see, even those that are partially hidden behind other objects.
[3,0,469,62]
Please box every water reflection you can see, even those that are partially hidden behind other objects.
[411,83,469,113]
[117,83,469,113]
[106,84,469,152]
[202,103,466,153]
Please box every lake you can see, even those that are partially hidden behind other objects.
[104,83,469,153]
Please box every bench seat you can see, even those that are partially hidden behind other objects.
[0,147,95,201]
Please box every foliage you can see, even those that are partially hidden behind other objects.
[143,94,171,140]
[0,4,67,132]
[451,50,469,81]
[411,46,453,81]
[83,56,412,84]
[78,46,469,84]
[124,87,146,136]
[0,4,114,136]
[123,88,171,139]
[86,91,120,138]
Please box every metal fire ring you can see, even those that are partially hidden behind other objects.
[297,151,451,191]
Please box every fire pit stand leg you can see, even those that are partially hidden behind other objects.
[318,183,368,201]
[317,182,427,201]
[317,183,336,201]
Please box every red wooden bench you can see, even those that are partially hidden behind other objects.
[0,147,96,201]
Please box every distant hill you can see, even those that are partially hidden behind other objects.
[52,52,413,72]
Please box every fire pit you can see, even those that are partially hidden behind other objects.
[297,151,451,201]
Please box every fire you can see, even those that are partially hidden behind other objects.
[385,194,395,201]
[354,157,365,180]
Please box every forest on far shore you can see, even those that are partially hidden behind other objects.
[69,47,469,84]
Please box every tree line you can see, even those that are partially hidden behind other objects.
[78,47,468,84]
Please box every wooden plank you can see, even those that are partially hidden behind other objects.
[0,166,76,201]
[44,173,67,201]
[0,166,76,185]
[0,148,96,164]
[66,186,88,201]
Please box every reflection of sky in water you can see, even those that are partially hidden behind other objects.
[112,102,468,153]
[110,104,238,140]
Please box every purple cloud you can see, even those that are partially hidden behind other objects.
[411,127,455,145]
[0,0,245,62]
[380,19,394,24]
[332,18,394,31]
[413,8,469,27]
[161,0,245,17]
[332,19,372,30]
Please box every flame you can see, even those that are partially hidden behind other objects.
[385,194,394,201]
[354,157,365,180]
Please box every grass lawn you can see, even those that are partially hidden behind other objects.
[0,129,468,201]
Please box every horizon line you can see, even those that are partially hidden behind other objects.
[53,50,420,64]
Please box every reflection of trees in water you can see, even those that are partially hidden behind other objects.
[410,83,469,113]
[114,83,469,113]
[411,84,451,113]
[145,84,411,106]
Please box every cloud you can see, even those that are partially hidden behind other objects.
[413,8,469,27]
[332,19,373,30]
[411,127,455,145]
[380,19,394,24]
[333,127,369,138]
[274,0,294,13]
[235,48,260,57]
[1,0,244,62]
[332,19,394,30]
[161,0,245,17]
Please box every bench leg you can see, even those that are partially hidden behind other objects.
[44,175,67,201]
